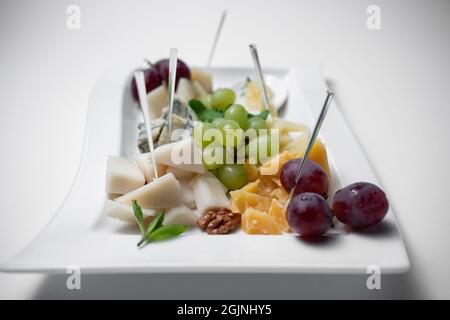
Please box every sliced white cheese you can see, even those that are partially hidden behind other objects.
[175,78,194,104]
[135,153,167,183]
[192,80,208,98]
[104,200,155,224]
[105,156,145,195]
[165,166,196,180]
[190,171,230,215]
[180,181,196,209]
[154,137,205,174]
[116,172,182,209]
[191,68,212,93]
[147,85,168,119]
[164,205,199,226]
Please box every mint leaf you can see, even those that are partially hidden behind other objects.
[146,210,164,235]
[249,109,270,120]
[146,224,188,242]
[189,99,224,122]
[132,200,145,236]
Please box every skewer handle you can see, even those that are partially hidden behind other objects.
[249,44,277,118]
[287,90,334,202]
[207,10,228,68]
[134,71,159,179]
[167,48,178,139]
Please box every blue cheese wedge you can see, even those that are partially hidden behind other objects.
[116,172,182,209]
[105,156,145,195]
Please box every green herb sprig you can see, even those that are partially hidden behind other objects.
[132,200,188,247]
[188,99,224,122]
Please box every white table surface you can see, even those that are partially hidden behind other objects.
[0,0,449,299]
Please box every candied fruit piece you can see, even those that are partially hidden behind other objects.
[230,190,272,214]
[268,199,290,232]
[241,207,282,235]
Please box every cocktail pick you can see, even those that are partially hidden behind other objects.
[287,90,335,204]
[134,71,159,179]
[167,48,178,139]
[249,44,277,118]
[207,10,228,68]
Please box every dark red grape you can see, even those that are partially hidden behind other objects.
[131,67,162,101]
[332,182,389,228]
[154,58,190,88]
[280,158,329,197]
[287,192,333,237]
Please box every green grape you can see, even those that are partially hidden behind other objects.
[211,88,236,111]
[219,120,244,148]
[211,118,226,129]
[193,122,214,149]
[200,93,213,109]
[247,117,268,136]
[202,143,226,170]
[218,164,248,190]
[224,104,248,130]
[246,134,276,164]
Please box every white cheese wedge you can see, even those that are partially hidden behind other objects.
[147,85,168,119]
[116,172,182,209]
[104,200,155,224]
[165,166,196,180]
[190,171,230,215]
[105,156,145,195]
[192,80,208,98]
[175,78,194,104]
[180,181,196,209]
[164,205,199,226]
[135,153,167,183]
[154,137,205,174]
[191,68,212,93]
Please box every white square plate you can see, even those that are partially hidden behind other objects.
[0,63,409,274]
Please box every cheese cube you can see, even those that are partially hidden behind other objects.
[154,137,205,174]
[116,172,182,209]
[190,171,230,215]
[104,200,155,224]
[105,156,145,194]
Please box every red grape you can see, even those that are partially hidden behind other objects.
[287,192,333,237]
[280,158,329,197]
[154,58,191,88]
[131,67,162,101]
[332,182,389,228]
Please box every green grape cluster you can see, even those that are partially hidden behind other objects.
[193,87,276,190]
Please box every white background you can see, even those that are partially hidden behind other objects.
[0,0,449,299]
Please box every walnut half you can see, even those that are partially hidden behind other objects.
[197,208,241,235]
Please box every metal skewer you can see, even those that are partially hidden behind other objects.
[134,71,159,179]
[167,48,178,140]
[207,10,228,68]
[249,44,277,118]
[287,90,335,204]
